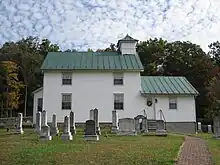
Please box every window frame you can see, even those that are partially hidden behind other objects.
[114,93,124,110]
[62,72,72,85]
[169,97,177,110]
[113,72,124,85]
[37,98,43,112]
[61,93,72,110]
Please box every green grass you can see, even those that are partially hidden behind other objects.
[190,133,220,165]
[0,128,183,165]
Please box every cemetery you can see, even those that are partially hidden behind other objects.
[0,109,220,165]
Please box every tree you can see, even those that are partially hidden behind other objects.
[206,73,220,118]
[88,48,93,52]
[64,49,77,52]
[39,39,60,57]
[96,43,117,52]
[137,38,168,76]
[0,36,60,116]
[0,61,24,117]
[208,41,220,66]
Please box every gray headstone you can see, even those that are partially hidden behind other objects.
[70,111,76,135]
[208,125,212,133]
[61,116,73,140]
[84,120,99,141]
[16,113,24,134]
[155,120,167,136]
[134,115,148,133]
[111,110,119,133]
[40,110,52,140]
[35,111,41,134]
[40,125,52,140]
[118,118,137,136]
[41,110,48,126]
[89,109,94,120]
[51,114,59,136]
[213,115,220,139]
[94,108,101,135]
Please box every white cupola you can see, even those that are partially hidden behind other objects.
[117,34,138,55]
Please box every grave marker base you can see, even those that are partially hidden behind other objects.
[84,135,99,141]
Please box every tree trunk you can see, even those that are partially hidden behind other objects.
[24,86,28,117]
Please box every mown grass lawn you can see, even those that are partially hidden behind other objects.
[191,133,220,165]
[0,128,183,165]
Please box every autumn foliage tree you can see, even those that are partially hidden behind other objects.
[0,61,24,117]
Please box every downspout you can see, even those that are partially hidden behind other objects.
[153,97,156,120]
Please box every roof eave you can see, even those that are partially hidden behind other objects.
[32,87,43,95]
[140,91,199,96]
[41,68,144,72]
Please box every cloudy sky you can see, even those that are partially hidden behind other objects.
[0,0,220,52]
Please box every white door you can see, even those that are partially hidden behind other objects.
[146,97,156,119]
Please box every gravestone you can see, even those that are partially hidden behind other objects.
[50,114,59,136]
[155,120,167,136]
[84,120,99,141]
[117,118,137,136]
[61,116,73,140]
[134,115,148,133]
[197,122,202,133]
[35,111,41,134]
[94,108,101,135]
[40,110,52,140]
[213,115,220,139]
[90,109,94,120]
[16,113,24,134]
[111,110,119,133]
[70,111,76,135]
[208,125,212,133]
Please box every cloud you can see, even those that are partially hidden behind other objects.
[0,0,220,52]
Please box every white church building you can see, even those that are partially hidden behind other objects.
[32,35,198,133]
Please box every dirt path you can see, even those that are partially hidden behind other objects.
[175,136,212,165]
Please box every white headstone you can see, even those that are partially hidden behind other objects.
[94,108,101,135]
[198,122,202,133]
[61,116,73,140]
[111,110,119,133]
[41,110,48,126]
[208,125,212,133]
[118,118,137,136]
[51,114,59,136]
[70,111,76,135]
[40,110,52,140]
[35,111,41,134]
[16,113,24,134]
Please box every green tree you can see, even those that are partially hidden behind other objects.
[39,39,60,57]
[96,43,117,52]
[64,49,78,52]
[208,41,220,66]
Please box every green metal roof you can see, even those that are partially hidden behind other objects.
[41,52,144,71]
[141,76,199,95]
